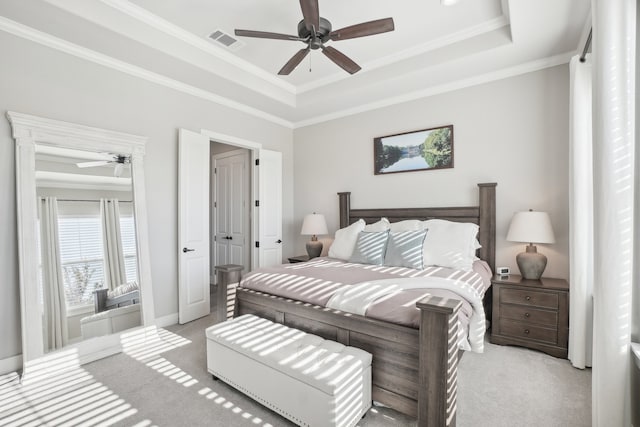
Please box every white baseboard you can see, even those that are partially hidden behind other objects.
[0,354,23,375]
[155,312,179,328]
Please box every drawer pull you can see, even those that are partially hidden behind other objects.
[524,329,530,334]
[524,312,530,318]
[525,296,531,301]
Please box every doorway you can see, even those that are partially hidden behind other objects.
[210,143,251,284]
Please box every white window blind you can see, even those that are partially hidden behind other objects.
[57,201,105,307]
[119,202,138,283]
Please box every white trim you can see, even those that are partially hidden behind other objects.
[293,52,573,129]
[0,16,293,129]
[0,355,23,375]
[155,312,179,328]
[201,130,263,150]
[0,14,574,130]
[98,0,296,95]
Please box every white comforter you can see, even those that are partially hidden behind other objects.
[326,275,487,352]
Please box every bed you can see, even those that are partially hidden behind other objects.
[232,183,496,427]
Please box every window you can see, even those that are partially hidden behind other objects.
[57,201,105,308]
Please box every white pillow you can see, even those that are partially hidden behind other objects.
[364,217,390,232]
[389,220,426,232]
[328,219,366,260]
[421,219,479,271]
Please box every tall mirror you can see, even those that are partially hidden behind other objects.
[8,112,155,369]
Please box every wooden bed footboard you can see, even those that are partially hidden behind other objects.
[222,182,496,427]
[235,288,462,426]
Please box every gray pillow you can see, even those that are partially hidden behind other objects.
[384,230,428,270]
[349,231,389,265]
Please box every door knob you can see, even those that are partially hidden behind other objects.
[183,247,195,253]
[276,239,282,244]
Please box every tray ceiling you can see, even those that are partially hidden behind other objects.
[0,0,591,127]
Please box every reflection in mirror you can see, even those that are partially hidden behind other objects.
[8,111,155,369]
[35,145,141,351]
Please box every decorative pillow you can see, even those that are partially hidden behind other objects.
[389,219,426,232]
[328,219,366,260]
[364,217,390,232]
[384,230,428,270]
[421,219,479,271]
[350,231,390,265]
[107,281,139,298]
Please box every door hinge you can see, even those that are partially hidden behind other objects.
[214,201,217,208]
[255,200,259,207]
[214,167,217,174]
[255,159,259,166]
[255,241,260,248]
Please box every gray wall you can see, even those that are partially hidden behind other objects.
[293,65,570,280]
[0,31,294,360]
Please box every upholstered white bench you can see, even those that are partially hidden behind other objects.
[206,314,372,427]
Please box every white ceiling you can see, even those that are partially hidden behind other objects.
[0,0,591,128]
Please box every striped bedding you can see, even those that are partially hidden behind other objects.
[239,257,492,352]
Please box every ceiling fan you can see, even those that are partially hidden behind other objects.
[234,0,394,75]
[76,154,130,177]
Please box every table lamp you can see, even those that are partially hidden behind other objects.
[506,210,555,280]
[301,213,328,259]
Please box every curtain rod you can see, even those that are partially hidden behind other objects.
[580,28,592,63]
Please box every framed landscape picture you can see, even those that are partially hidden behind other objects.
[374,125,454,175]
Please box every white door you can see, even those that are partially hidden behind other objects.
[178,129,210,324]
[257,149,283,267]
[213,150,250,275]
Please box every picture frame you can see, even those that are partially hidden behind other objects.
[373,124,454,175]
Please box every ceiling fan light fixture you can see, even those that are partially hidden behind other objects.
[234,0,394,75]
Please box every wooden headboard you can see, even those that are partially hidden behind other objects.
[338,182,497,272]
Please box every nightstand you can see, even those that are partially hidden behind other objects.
[287,255,310,263]
[490,274,569,358]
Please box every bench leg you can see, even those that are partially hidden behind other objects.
[212,374,219,381]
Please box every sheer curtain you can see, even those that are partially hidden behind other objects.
[591,0,636,425]
[101,198,126,291]
[39,196,68,351]
[568,55,593,369]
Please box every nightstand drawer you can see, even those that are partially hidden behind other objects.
[498,319,558,345]
[500,288,558,309]
[500,304,558,326]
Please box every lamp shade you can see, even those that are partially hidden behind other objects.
[301,213,328,236]
[506,210,556,244]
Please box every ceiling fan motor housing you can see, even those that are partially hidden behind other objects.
[297,17,332,49]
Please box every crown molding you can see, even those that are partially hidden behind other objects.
[0,14,573,132]
[0,16,294,129]
[97,0,297,99]
[293,51,573,129]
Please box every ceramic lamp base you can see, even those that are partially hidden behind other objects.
[516,244,547,280]
[306,240,323,259]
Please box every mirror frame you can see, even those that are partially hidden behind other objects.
[7,111,155,368]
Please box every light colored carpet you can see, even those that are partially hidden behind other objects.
[1,298,591,427]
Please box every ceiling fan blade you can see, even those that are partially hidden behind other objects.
[299,0,320,32]
[77,160,110,168]
[278,47,311,75]
[234,29,303,41]
[321,46,361,74]
[330,17,395,41]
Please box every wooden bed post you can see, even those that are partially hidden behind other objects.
[416,296,463,427]
[477,183,497,273]
[338,192,351,228]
